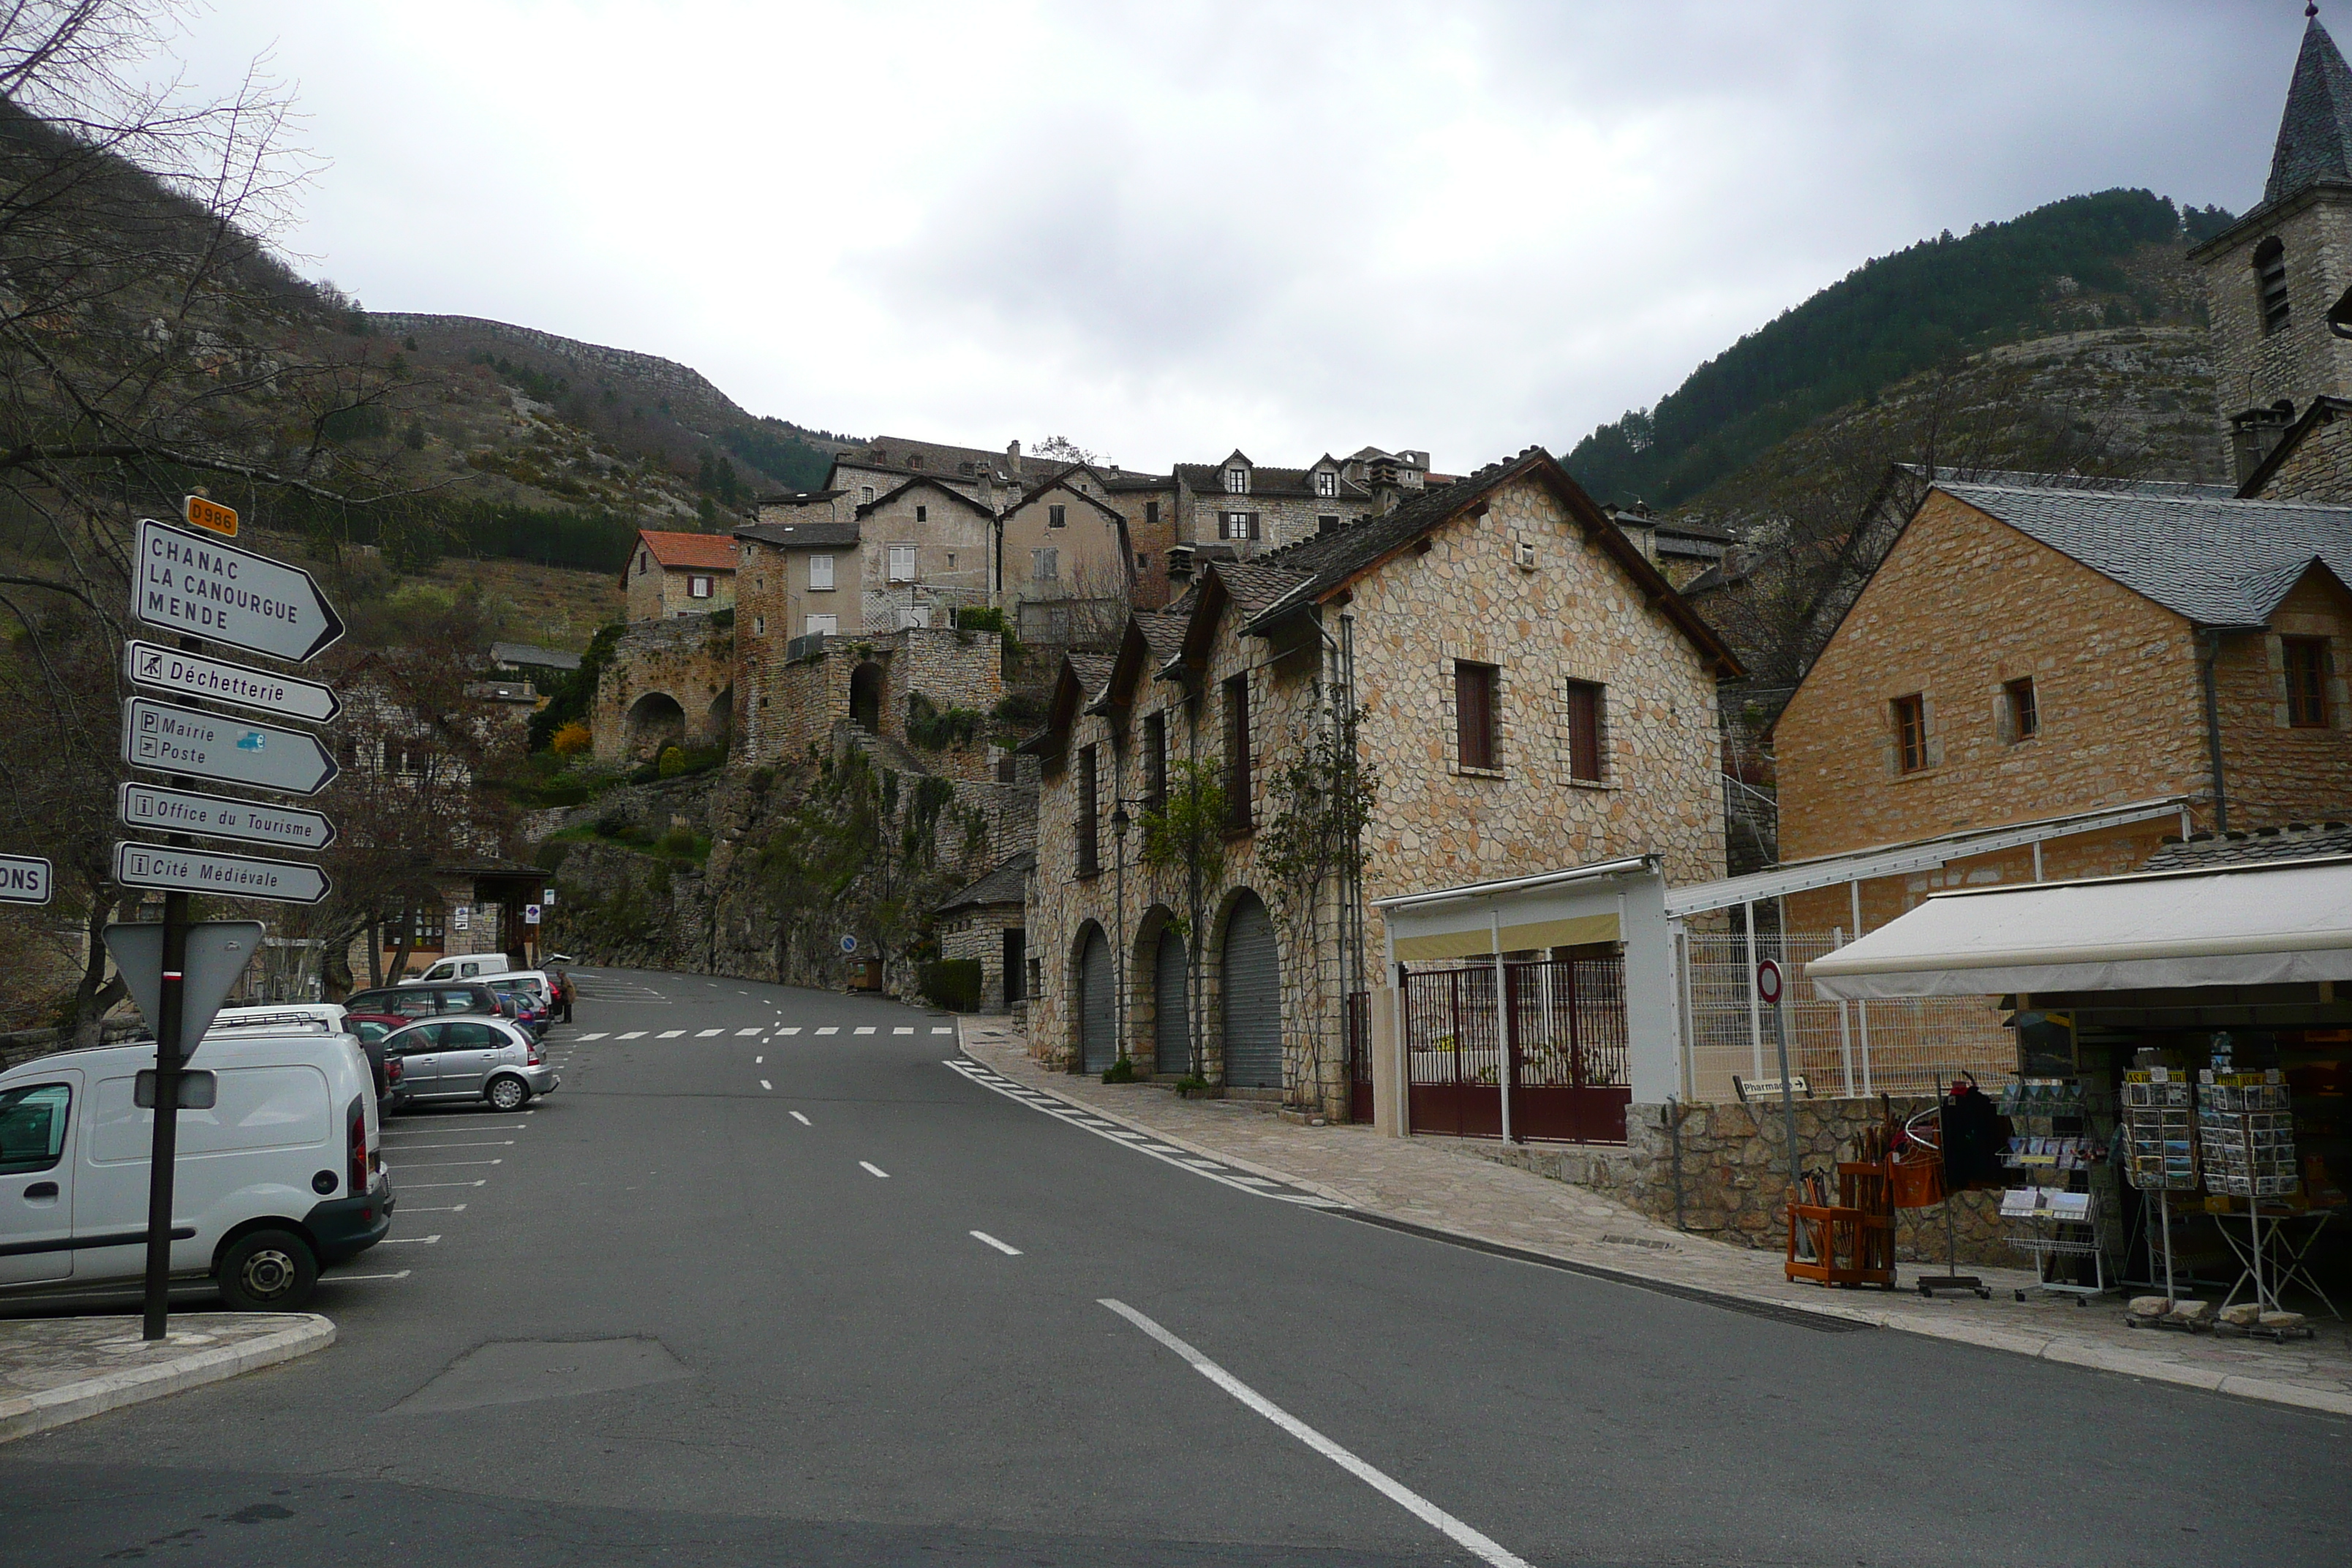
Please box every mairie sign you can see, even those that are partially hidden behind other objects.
[121,697,339,796]
[113,840,331,905]
[124,640,340,725]
[119,782,336,852]
[133,519,344,663]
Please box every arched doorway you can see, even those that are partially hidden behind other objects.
[850,662,885,732]
[1220,892,1281,1088]
[625,691,685,758]
[1153,927,1190,1077]
[1076,924,1115,1074]
[704,685,734,747]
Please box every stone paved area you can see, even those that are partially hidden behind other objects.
[960,1019,2352,1417]
[0,1312,335,1441]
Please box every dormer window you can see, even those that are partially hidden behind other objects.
[1224,466,1249,494]
[1315,469,1335,497]
[2256,237,2291,335]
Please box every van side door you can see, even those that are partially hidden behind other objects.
[0,1077,79,1284]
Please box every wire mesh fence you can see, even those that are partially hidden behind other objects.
[1678,930,2016,1104]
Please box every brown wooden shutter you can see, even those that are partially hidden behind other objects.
[1224,676,1252,829]
[1565,681,1601,781]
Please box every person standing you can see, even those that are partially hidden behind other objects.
[554,968,576,1024]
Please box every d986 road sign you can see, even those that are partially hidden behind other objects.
[133,519,344,663]
[113,841,331,905]
[121,698,339,796]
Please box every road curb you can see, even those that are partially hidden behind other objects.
[0,1313,335,1444]
[954,1025,2352,1420]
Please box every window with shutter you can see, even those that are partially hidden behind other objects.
[808,554,834,590]
[2286,638,2330,727]
[888,545,917,582]
[1077,745,1100,875]
[1455,662,1499,771]
[1564,680,1602,782]
[1033,547,1059,581]
[1893,693,1928,772]
[1223,674,1252,830]
[1143,712,1167,811]
[1049,505,1066,527]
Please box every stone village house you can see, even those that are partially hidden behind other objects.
[624,528,737,622]
[1021,448,1738,1119]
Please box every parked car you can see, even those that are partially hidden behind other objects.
[380,1017,559,1112]
[402,958,557,1006]
[495,989,549,1036]
[344,983,505,1020]
[339,1014,411,1101]
[0,1023,395,1311]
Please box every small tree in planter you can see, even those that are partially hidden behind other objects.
[1139,759,1226,1082]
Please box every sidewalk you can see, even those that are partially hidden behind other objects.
[0,1312,334,1443]
[959,1019,2352,1418]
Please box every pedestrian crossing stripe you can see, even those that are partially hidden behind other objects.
[816,1027,838,1035]
[736,1028,761,1036]
[659,1030,685,1038]
[697,1028,724,1037]
[932,1026,954,1034]
[778,1027,801,1035]
[618,1031,647,1039]
[577,1033,608,1040]
[854,1027,876,1035]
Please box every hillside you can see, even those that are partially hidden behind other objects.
[1564,189,2234,510]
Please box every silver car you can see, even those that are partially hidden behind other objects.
[382,1017,559,1112]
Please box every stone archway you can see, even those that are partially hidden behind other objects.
[1219,890,1281,1089]
[704,685,734,747]
[850,662,885,733]
[625,691,686,758]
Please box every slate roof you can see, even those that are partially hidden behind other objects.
[636,529,737,572]
[736,519,860,549]
[1066,652,1116,702]
[2144,822,2352,872]
[936,849,1034,915]
[1212,560,1315,621]
[838,435,1025,483]
[489,641,581,671]
[1133,610,1187,666]
[1934,479,2352,627]
[2266,17,2352,207]
[1173,463,1370,502]
[1005,464,1128,522]
[856,473,1000,520]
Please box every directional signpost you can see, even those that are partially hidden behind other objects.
[132,518,345,662]
[119,783,336,853]
[112,513,344,1343]
[124,639,341,723]
[0,853,51,906]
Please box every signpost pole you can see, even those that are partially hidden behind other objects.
[140,889,189,1340]
[1758,960,1802,1196]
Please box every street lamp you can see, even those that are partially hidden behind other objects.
[1110,802,1131,1068]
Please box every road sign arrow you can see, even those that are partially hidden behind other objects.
[113,841,331,905]
[121,697,339,796]
[132,519,344,663]
[119,783,336,852]
[0,853,51,905]
[102,920,265,1048]
[124,640,340,725]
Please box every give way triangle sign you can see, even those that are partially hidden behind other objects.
[102,921,267,1053]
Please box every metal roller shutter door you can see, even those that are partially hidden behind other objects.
[1079,927,1115,1074]
[1153,930,1190,1076]
[1220,895,1282,1088]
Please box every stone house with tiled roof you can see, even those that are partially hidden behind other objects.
[1021,448,1738,1118]
[1170,449,1379,563]
[624,529,738,622]
[936,850,1037,1013]
[995,464,1137,649]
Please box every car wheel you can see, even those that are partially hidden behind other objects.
[486,1074,530,1112]
[216,1229,318,1311]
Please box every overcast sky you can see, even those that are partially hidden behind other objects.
[167,1,2303,474]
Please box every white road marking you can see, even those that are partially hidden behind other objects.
[1100,1300,1534,1568]
[736,1028,762,1036]
[970,1230,1022,1256]
[860,1161,889,1178]
[790,1111,811,1126]
[388,1141,515,1151]
[397,1180,486,1188]
[760,1079,772,1090]
[382,1235,442,1245]
[779,1028,801,1035]
[328,1270,411,1282]
[816,1027,838,1036]
[941,1060,1337,1207]
[894,1026,913,1035]
[932,1027,953,1034]
[577,1033,608,1040]
[659,1030,685,1039]
[854,1027,876,1036]
[403,1158,503,1168]
[618,1031,647,1039]
[405,1204,469,1213]
[697,1028,724,1037]
[755,1055,764,1064]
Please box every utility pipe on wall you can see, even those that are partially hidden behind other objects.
[2201,628,2231,833]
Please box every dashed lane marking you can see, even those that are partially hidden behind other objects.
[860,1161,890,1178]
[736,1028,762,1036]
[755,1055,764,1064]
[779,1028,802,1035]
[790,1111,811,1126]
[894,1027,913,1035]
[698,1028,724,1037]
[970,1230,1022,1256]
[577,1033,608,1040]
[816,1028,839,1036]
[1100,1300,1533,1568]
[941,1059,1338,1209]
[659,1030,686,1039]
[618,1031,647,1040]
[932,1027,954,1034]
[760,1079,772,1090]
[854,1027,876,1036]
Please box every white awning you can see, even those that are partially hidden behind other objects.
[1805,856,2352,1000]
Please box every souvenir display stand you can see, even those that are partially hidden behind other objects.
[2120,1066,2199,1319]
[1906,1074,1992,1299]
[1785,1117,1898,1290]
[2201,1070,2322,1338]
[1998,1077,2111,1303]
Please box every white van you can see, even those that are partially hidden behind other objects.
[404,955,524,988]
[0,1025,396,1311]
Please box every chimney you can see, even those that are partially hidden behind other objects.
[2231,400,2298,487]
[1006,439,1022,480]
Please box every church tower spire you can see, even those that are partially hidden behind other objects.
[2265,10,2352,206]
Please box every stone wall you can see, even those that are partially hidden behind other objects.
[593,613,735,762]
[2252,402,2352,500]
[939,904,1024,1011]
[2215,569,2352,826]
[2195,192,2352,428]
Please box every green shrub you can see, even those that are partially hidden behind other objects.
[1101,1056,1137,1084]
[656,826,699,857]
[657,745,690,777]
[917,958,983,1013]
[905,691,983,751]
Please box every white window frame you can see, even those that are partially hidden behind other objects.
[888,544,918,583]
[808,554,834,591]
[1315,469,1335,497]
[1224,466,1248,494]
[688,575,712,599]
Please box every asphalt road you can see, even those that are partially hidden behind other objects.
[3,967,2346,1567]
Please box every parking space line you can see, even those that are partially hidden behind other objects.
[697,1028,724,1037]
[970,1230,1022,1256]
[860,1161,889,1178]
[399,1180,486,1188]
[330,1270,411,1282]
[382,1235,442,1245]
[790,1111,810,1126]
[736,1028,762,1036]
[403,1158,502,1168]
[1100,1299,1533,1568]
[386,1141,513,1150]
[405,1204,468,1213]
[854,1027,876,1036]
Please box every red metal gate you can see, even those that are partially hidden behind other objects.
[1404,957,1629,1144]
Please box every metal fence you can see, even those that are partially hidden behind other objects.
[1677,930,2016,1104]
[1404,958,1632,1142]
